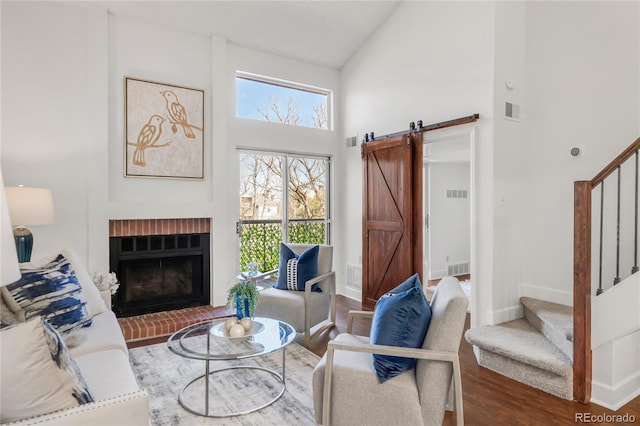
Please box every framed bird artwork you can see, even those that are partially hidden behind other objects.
[124,77,204,179]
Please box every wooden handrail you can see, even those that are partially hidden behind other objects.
[591,136,640,185]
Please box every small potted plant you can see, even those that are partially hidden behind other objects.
[226,280,260,320]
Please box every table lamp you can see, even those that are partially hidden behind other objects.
[5,185,55,263]
[1,174,21,285]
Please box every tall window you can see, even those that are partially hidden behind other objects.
[236,72,330,130]
[238,150,330,272]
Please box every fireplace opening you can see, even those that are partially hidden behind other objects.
[110,233,210,317]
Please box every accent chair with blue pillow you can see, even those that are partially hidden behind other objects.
[254,243,336,348]
[312,276,468,426]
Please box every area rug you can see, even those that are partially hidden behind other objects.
[129,340,320,425]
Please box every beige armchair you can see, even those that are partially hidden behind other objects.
[253,244,336,348]
[312,276,468,426]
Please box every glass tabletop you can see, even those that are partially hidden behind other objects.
[167,317,295,361]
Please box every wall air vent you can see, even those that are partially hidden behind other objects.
[447,262,469,276]
[346,263,362,289]
[346,136,358,148]
[446,189,468,199]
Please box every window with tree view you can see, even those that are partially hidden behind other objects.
[238,151,330,273]
[236,74,330,130]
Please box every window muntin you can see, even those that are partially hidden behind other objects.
[238,150,331,272]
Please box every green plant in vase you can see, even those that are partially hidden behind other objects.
[226,280,260,320]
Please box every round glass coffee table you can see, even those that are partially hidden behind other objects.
[167,317,295,418]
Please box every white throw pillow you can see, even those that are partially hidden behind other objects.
[62,247,108,316]
[0,317,94,423]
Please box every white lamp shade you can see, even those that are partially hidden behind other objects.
[1,174,21,285]
[5,186,55,226]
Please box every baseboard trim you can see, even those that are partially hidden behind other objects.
[340,286,362,302]
[591,372,640,411]
[488,304,522,324]
[519,284,573,306]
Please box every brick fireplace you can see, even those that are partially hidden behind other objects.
[109,218,211,318]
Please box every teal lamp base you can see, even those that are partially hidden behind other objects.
[13,226,33,263]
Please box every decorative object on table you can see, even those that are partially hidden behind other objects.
[247,261,259,276]
[4,185,55,263]
[226,280,260,320]
[211,317,265,339]
[125,77,204,180]
[91,272,120,296]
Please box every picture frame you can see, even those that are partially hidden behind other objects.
[124,77,204,179]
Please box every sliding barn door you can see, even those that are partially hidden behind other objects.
[362,132,423,310]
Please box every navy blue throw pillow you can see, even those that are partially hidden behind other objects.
[370,273,432,383]
[274,244,320,292]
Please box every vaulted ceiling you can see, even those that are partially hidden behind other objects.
[90,1,401,69]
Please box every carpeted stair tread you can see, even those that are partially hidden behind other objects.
[464,318,572,377]
[520,297,573,341]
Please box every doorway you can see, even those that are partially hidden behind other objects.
[423,126,473,307]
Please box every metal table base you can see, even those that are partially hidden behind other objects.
[178,347,287,418]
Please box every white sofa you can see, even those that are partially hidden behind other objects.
[0,249,149,426]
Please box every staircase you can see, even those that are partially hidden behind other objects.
[464,297,574,400]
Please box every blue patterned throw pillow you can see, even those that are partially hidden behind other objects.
[274,244,320,292]
[3,254,92,333]
[370,273,432,383]
[41,319,94,405]
[0,318,94,423]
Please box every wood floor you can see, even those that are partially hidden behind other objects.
[130,295,640,425]
[306,296,640,426]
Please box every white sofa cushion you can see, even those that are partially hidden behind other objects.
[75,349,140,401]
[0,318,94,423]
[69,310,128,358]
[61,247,108,316]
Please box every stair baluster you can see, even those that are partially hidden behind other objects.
[633,151,639,274]
[613,166,622,285]
[597,183,604,295]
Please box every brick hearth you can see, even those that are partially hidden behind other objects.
[117,305,233,342]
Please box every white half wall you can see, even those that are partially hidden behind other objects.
[591,273,640,410]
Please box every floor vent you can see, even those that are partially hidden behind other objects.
[447,261,469,276]
[346,264,362,289]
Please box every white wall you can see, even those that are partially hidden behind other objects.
[522,1,639,301]
[341,0,639,325]
[492,1,530,320]
[1,1,90,259]
[426,162,471,279]
[1,1,340,307]
[2,0,638,319]
[340,1,495,325]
